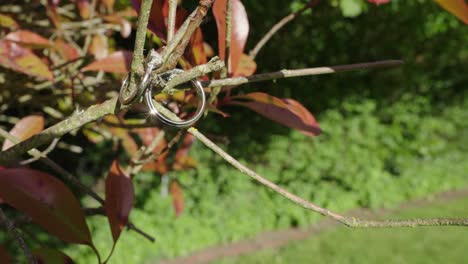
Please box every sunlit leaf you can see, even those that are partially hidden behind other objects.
[436,0,468,24]
[81,50,132,73]
[185,28,207,66]
[2,115,44,151]
[0,14,19,30]
[228,92,321,137]
[33,247,75,264]
[5,30,51,48]
[0,40,54,81]
[0,168,92,244]
[73,0,91,19]
[0,245,11,264]
[54,39,80,61]
[105,161,134,242]
[101,0,115,10]
[88,35,109,60]
[170,181,184,217]
[213,0,249,74]
[233,53,256,77]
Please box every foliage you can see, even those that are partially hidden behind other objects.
[0,0,467,263]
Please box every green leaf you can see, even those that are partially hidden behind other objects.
[341,0,364,17]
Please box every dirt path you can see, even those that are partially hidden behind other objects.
[156,188,468,264]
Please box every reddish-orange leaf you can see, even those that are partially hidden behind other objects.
[0,40,54,81]
[5,30,51,48]
[105,161,134,242]
[88,35,109,60]
[0,168,92,244]
[74,0,91,19]
[109,127,139,156]
[135,128,169,174]
[170,181,184,217]
[0,14,19,30]
[367,0,391,4]
[228,92,321,137]
[54,39,80,61]
[2,115,44,151]
[33,247,75,264]
[185,28,207,66]
[213,0,249,74]
[0,245,11,264]
[81,50,132,73]
[233,53,256,77]
[436,0,468,24]
[46,1,61,28]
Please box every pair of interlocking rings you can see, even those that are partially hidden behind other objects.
[118,59,206,128]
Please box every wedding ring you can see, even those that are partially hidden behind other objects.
[144,69,206,128]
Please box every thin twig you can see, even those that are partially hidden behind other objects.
[203,60,404,88]
[0,207,36,264]
[167,0,178,42]
[20,138,60,165]
[225,0,232,73]
[187,127,468,228]
[249,0,321,59]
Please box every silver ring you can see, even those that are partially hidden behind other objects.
[145,69,206,128]
[118,62,155,105]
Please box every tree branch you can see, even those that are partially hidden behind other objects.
[0,207,36,264]
[249,0,321,59]
[203,60,404,88]
[186,127,468,228]
[167,0,177,42]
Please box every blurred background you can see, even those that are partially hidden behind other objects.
[1,0,468,263]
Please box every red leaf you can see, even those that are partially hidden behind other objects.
[185,28,207,66]
[54,39,80,61]
[88,35,109,60]
[170,181,184,217]
[105,161,134,242]
[2,115,44,151]
[0,40,54,81]
[436,0,468,24]
[228,92,321,137]
[131,0,186,41]
[0,14,19,30]
[33,247,75,264]
[0,168,92,244]
[233,53,256,77]
[5,30,51,48]
[213,0,249,74]
[81,50,132,73]
[367,0,391,4]
[0,245,11,264]
[73,0,91,19]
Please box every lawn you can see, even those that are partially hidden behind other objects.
[217,194,468,264]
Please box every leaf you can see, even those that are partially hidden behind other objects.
[0,14,19,30]
[131,0,186,41]
[340,0,363,17]
[105,161,134,242]
[0,245,11,264]
[0,168,92,244]
[185,28,207,66]
[135,128,169,174]
[88,35,109,60]
[213,0,249,74]
[228,92,321,137]
[54,39,80,61]
[436,0,468,24]
[5,30,51,48]
[173,134,197,170]
[101,0,115,10]
[2,115,44,151]
[233,53,256,77]
[0,40,54,81]
[109,127,139,156]
[81,50,132,73]
[33,247,75,264]
[73,0,91,19]
[170,181,184,217]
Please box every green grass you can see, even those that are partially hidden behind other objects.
[217,196,468,264]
